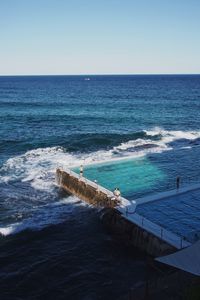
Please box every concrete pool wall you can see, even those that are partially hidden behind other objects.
[56,168,177,256]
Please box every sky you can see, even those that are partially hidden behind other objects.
[0,0,200,75]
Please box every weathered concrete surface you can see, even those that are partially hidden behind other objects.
[56,168,176,257]
[101,208,176,257]
[56,168,119,208]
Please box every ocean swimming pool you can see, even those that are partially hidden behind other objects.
[72,156,200,244]
[1,75,200,299]
[72,156,166,199]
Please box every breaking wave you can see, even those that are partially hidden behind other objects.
[0,196,85,236]
[1,128,200,191]
[1,127,200,236]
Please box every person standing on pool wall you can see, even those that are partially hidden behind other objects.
[113,187,121,201]
[80,164,84,177]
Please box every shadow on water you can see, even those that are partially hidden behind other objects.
[0,203,147,300]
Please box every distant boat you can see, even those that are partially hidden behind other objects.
[84,78,90,81]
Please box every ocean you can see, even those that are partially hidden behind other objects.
[0,75,200,299]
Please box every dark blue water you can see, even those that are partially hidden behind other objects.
[0,75,200,299]
[1,75,200,159]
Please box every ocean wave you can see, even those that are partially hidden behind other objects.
[63,131,152,152]
[0,196,84,236]
[1,128,200,188]
[1,128,200,235]
[145,127,200,143]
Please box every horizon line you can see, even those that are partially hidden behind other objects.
[0,73,200,77]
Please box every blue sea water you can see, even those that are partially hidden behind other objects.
[0,75,200,299]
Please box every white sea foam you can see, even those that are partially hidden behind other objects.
[145,128,200,143]
[0,196,84,236]
[0,146,75,190]
[1,128,200,188]
[1,128,200,235]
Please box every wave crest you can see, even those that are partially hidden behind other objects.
[1,128,200,235]
[1,128,200,187]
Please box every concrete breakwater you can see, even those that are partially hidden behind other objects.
[56,168,176,256]
[56,168,119,208]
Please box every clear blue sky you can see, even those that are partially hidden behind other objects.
[0,0,200,75]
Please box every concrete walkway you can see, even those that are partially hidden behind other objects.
[58,168,199,250]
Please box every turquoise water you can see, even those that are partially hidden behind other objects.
[3,75,200,231]
[73,157,166,198]
[1,75,200,299]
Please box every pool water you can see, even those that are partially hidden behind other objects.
[73,157,166,199]
[73,156,200,244]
